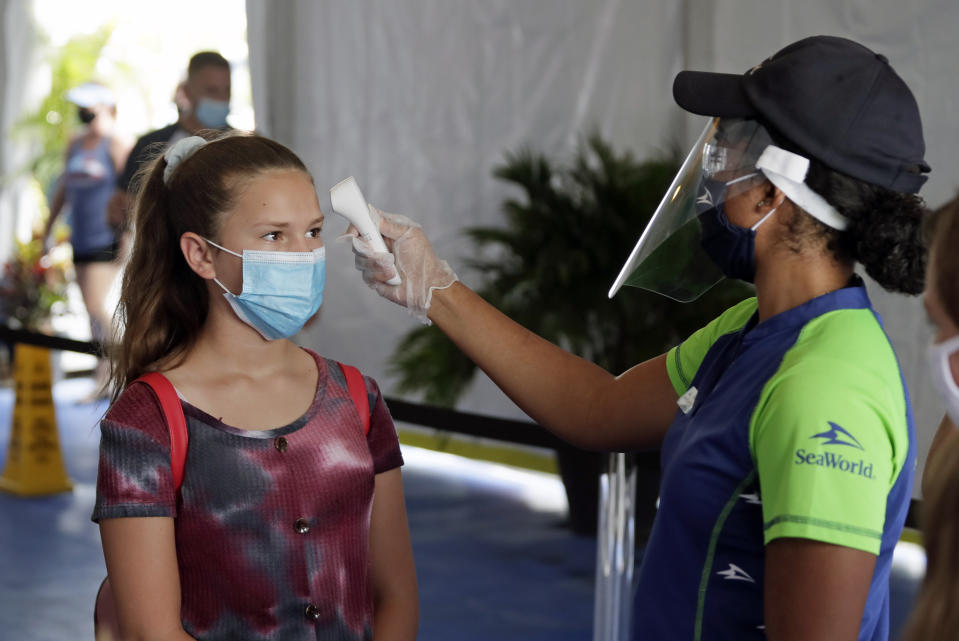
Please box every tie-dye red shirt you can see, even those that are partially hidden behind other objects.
[93,350,404,640]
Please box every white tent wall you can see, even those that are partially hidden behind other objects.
[0,1,37,263]
[246,0,685,420]
[247,0,959,495]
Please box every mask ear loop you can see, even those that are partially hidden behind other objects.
[203,237,243,295]
[933,335,959,390]
[725,171,760,187]
[204,237,242,258]
[748,176,786,231]
[750,207,777,231]
[722,172,781,231]
[722,171,774,230]
[212,277,235,296]
[750,196,787,231]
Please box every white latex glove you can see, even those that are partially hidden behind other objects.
[341,205,458,324]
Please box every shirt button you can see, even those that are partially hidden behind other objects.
[305,603,321,620]
[274,437,288,452]
[294,518,310,534]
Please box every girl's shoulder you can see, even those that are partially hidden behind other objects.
[303,348,378,393]
[104,377,168,428]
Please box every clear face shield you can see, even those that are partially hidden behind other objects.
[609,118,774,301]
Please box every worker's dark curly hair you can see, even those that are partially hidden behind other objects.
[802,158,928,295]
[766,123,928,295]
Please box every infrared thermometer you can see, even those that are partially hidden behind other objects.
[330,176,402,286]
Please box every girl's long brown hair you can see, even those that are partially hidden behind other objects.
[928,196,959,326]
[108,130,308,403]
[900,437,959,641]
[899,197,959,641]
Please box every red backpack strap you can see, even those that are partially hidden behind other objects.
[135,372,188,491]
[339,363,370,436]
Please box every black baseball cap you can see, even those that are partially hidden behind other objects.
[673,35,930,194]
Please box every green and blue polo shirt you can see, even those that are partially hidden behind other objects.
[631,279,915,640]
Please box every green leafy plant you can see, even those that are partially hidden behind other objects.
[0,27,113,335]
[0,238,70,332]
[0,25,113,331]
[13,25,114,196]
[389,132,752,405]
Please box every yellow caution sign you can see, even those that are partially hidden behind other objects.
[0,343,73,496]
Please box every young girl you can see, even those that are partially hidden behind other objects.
[92,131,418,641]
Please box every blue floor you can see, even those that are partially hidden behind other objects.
[0,378,594,641]
[0,377,927,641]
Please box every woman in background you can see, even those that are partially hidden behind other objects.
[44,82,131,391]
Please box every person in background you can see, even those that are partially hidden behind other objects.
[107,50,232,230]
[920,196,958,498]
[43,82,132,391]
[900,196,959,641]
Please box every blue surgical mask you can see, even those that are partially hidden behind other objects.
[206,239,326,340]
[697,173,775,283]
[194,98,230,129]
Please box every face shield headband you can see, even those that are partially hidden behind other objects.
[608,118,773,302]
[754,146,849,231]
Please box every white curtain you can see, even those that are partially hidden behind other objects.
[0,0,37,263]
[247,0,959,490]
[246,0,685,420]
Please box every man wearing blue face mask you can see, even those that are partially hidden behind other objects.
[108,51,232,230]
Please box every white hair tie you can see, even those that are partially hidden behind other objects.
[163,136,208,184]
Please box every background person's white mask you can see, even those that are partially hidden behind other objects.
[928,334,959,427]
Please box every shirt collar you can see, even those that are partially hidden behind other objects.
[742,275,871,344]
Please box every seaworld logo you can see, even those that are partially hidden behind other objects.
[793,422,873,479]
[810,422,864,450]
[793,449,874,479]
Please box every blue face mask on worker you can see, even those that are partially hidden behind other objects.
[697,172,776,283]
[205,239,326,340]
[194,98,230,129]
